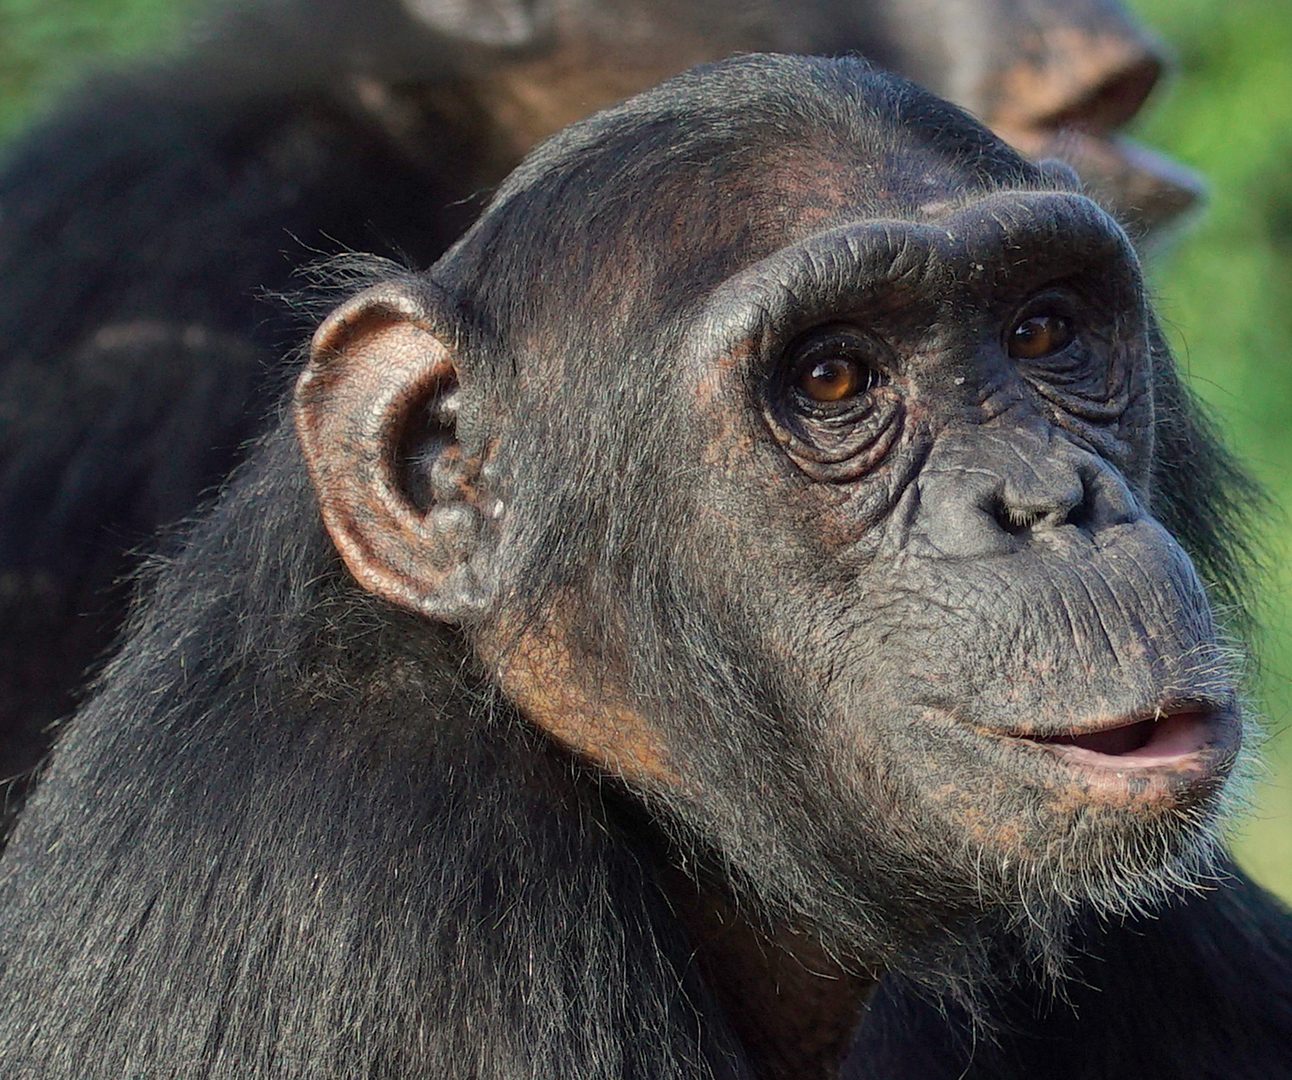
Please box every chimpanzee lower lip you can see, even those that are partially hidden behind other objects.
[963,704,1244,811]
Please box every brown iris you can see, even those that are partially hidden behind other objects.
[799,356,865,402]
[788,327,882,407]
[1008,313,1075,360]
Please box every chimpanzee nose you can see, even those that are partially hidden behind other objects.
[915,424,1138,558]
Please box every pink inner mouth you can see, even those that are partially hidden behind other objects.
[1028,711,1216,768]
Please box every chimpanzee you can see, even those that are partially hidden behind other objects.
[0,54,1286,1080]
[0,0,1202,818]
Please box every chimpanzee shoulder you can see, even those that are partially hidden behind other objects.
[0,72,472,359]
[854,858,1292,1078]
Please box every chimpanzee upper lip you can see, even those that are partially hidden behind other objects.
[987,699,1237,770]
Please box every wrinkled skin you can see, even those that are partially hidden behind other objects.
[648,196,1239,966]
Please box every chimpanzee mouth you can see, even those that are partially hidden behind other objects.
[974,702,1243,807]
[1003,703,1240,773]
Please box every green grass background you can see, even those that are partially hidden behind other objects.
[2,0,1290,899]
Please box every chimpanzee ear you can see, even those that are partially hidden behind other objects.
[294,282,494,621]
[399,0,550,48]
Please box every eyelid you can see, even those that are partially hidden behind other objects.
[1013,281,1097,322]
[784,323,888,367]
[787,324,884,376]
[790,326,869,360]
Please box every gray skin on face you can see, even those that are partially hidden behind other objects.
[301,57,1244,988]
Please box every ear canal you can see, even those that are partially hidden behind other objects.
[295,283,494,620]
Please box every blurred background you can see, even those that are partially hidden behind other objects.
[1,0,1290,898]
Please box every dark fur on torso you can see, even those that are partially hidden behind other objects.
[0,423,748,1077]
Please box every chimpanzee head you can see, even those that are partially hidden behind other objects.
[228,0,1199,235]
[295,55,1248,988]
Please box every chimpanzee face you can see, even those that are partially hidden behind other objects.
[639,188,1241,968]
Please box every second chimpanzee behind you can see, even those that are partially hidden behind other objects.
[1,53,1287,1080]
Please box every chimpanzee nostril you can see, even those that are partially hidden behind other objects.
[989,465,1090,537]
[990,490,1087,536]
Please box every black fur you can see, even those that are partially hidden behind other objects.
[0,426,751,1077]
[853,862,1292,1078]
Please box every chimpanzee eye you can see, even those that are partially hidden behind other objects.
[788,327,885,406]
[1008,312,1075,360]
